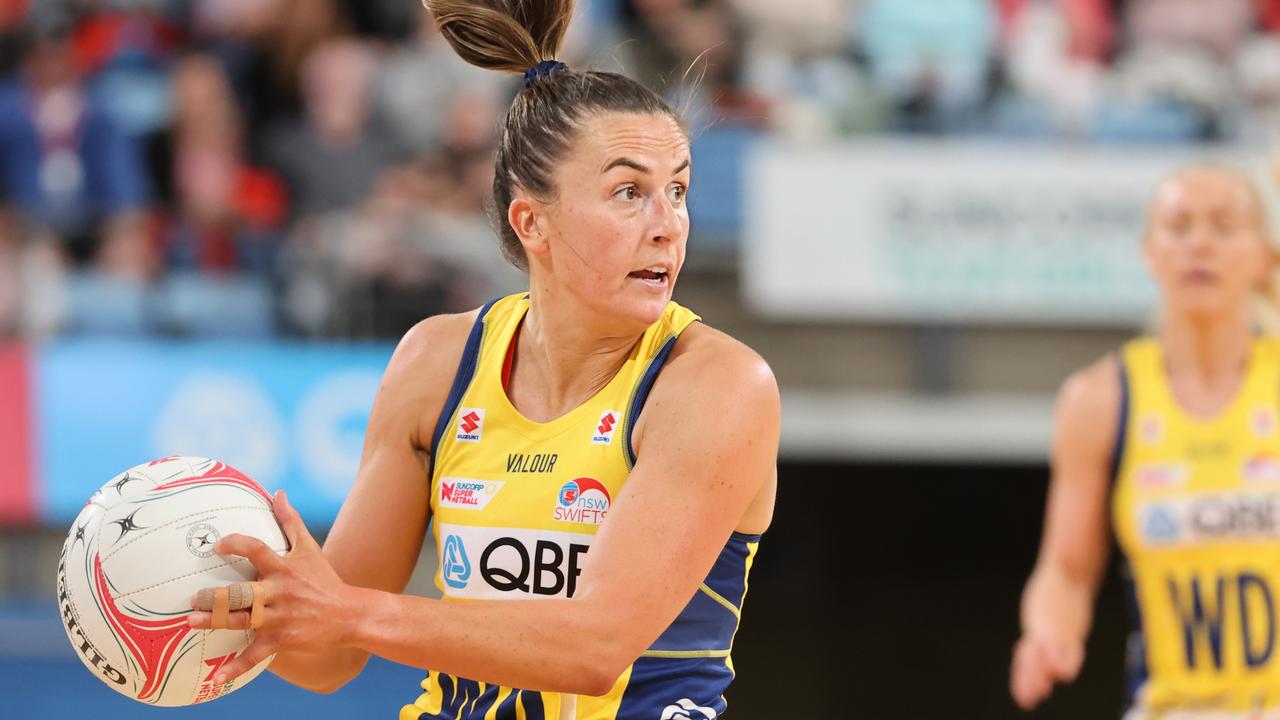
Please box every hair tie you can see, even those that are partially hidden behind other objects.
[524,60,568,89]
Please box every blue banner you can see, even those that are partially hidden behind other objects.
[36,339,395,526]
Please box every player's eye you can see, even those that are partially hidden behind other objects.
[667,184,687,207]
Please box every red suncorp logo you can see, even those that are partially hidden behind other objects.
[193,653,238,704]
[439,478,503,510]
[456,408,485,442]
[203,653,237,682]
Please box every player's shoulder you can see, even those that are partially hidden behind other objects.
[1053,351,1124,456]
[1058,352,1122,419]
[659,322,779,410]
[381,307,485,396]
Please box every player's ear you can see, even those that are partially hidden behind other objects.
[509,194,550,259]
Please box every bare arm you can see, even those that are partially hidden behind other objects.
[199,328,780,695]
[264,311,474,692]
[1010,356,1120,710]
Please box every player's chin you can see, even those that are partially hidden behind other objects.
[620,281,671,322]
[1175,294,1236,319]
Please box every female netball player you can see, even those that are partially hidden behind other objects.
[1010,166,1280,717]
[186,1,778,718]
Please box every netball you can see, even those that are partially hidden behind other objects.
[56,457,287,706]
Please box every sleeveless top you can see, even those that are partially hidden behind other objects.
[400,293,761,720]
[1113,337,1280,713]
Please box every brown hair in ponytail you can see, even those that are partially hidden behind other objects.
[423,0,682,271]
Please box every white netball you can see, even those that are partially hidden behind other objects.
[56,456,289,706]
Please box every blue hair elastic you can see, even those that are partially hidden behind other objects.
[524,60,568,88]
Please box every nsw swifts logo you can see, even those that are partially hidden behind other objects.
[592,409,620,445]
[456,408,485,443]
[1243,453,1280,483]
[553,478,612,526]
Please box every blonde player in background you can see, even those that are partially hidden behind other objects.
[1011,165,1280,718]
[185,0,779,718]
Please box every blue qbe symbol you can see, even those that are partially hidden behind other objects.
[442,534,472,589]
[1144,505,1180,543]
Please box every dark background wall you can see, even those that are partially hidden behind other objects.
[730,461,1130,719]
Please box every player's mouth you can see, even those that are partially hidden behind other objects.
[1182,269,1218,286]
[628,265,670,289]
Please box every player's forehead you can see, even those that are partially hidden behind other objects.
[1153,168,1257,218]
[566,111,690,174]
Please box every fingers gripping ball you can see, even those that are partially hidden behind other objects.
[56,457,289,706]
[194,582,267,629]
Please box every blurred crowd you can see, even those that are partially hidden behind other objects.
[2,0,1279,340]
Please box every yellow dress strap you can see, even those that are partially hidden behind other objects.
[427,294,524,476]
[620,302,702,469]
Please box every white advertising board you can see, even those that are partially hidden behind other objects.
[743,141,1257,325]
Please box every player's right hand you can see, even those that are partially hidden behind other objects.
[1009,631,1084,711]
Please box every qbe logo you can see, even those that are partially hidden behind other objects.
[592,409,620,445]
[553,478,612,526]
[441,534,472,589]
[661,699,718,719]
[436,524,594,599]
[1138,493,1280,546]
[456,408,485,443]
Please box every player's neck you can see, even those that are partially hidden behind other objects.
[511,293,641,422]
[1159,307,1253,384]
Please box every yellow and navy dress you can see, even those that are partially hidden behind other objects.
[1113,337,1280,715]
[400,293,760,720]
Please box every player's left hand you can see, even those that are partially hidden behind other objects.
[187,489,356,685]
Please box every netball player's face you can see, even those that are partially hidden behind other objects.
[1144,169,1273,319]
[541,112,690,325]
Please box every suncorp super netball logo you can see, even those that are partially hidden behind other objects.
[439,478,503,510]
[552,478,611,526]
